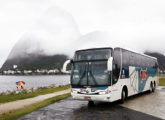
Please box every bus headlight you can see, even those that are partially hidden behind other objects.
[99,89,110,95]
[99,91,106,95]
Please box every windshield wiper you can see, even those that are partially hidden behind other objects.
[77,66,87,85]
[88,71,98,85]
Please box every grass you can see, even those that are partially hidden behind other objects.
[159,78,165,86]
[0,93,71,120]
[0,85,70,103]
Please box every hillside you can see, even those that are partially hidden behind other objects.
[0,38,69,71]
[1,54,69,71]
[0,6,80,72]
[144,51,165,70]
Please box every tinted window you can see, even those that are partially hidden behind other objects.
[71,61,110,86]
[121,48,157,68]
[74,49,112,61]
[129,52,135,66]
[121,67,129,78]
[113,48,121,84]
[122,49,130,67]
[88,61,110,86]
[135,54,141,67]
[71,62,88,85]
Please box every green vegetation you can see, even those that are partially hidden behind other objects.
[1,54,69,71]
[0,93,71,120]
[159,78,165,86]
[0,85,70,103]
[145,52,165,70]
[17,54,68,71]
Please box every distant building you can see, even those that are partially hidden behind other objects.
[3,70,15,75]
[40,69,48,74]
[47,69,59,74]
[16,70,22,74]
[13,65,18,69]
[2,68,61,75]
[3,71,8,74]
[24,70,32,74]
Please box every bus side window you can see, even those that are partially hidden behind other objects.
[121,69,125,79]
[154,61,158,69]
[112,64,118,84]
[121,67,129,79]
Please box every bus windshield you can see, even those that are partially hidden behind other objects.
[71,48,112,86]
[71,61,110,86]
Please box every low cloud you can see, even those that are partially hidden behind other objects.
[8,7,81,59]
[3,0,165,65]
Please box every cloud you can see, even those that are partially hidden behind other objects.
[56,0,165,54]
[7,6,81,59]
[0,0,53,66]
[76,31,122,50]
[35,7,81,55]
[1,0,165,67]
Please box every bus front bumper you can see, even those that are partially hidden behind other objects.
[71,92,112,102]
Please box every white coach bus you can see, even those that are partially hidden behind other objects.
[64,47,159,104]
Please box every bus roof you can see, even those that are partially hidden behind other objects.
[116,47,157,60]
[75,47,157,60]
[76,47,112,52]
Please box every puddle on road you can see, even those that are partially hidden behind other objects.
[19,96,162,120]
[160,87,165,92]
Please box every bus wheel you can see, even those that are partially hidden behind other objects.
[88,101,94,106]
[152,82,156,92]
[120,90,126,104]
[149,82,153,93]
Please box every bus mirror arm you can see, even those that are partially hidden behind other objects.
[107,57,113,71]
[62,60,72,74]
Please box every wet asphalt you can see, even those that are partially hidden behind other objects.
[19,88,165,120]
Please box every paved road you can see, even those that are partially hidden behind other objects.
[19,87,165,120]
[122,86,165,119]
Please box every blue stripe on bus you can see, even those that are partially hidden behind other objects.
[135,67,156,93]
[94,87,108,90]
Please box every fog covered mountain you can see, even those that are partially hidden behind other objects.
[1,7,80,71]
[0,31,112,71]
[0,37,70,71]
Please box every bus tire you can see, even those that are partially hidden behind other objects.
[120,89,126,104]
[149,82,153,93]
[88,101,94,106]
[152,81,156,92]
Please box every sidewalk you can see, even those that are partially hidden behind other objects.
[0,89,70,115]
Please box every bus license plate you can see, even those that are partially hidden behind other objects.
[84,96,91,100]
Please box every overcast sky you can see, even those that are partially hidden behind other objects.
[0,0,165,67]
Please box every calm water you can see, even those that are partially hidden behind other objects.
[0,75,70,93]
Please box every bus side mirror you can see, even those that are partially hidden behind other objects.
[62,59,73,74]
[107,57,113,71]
